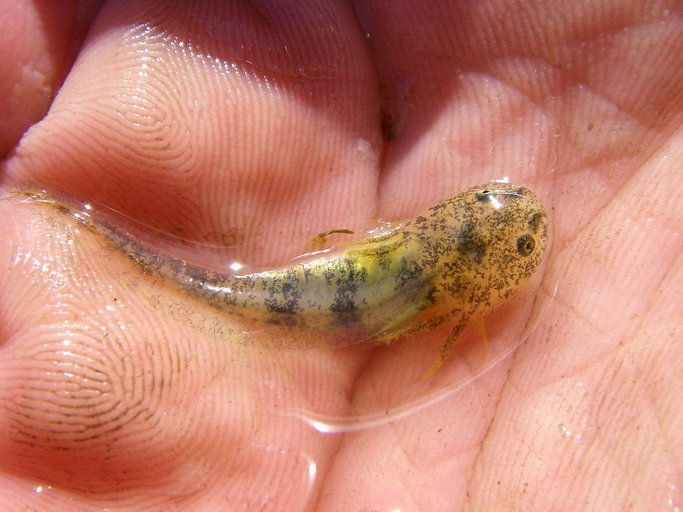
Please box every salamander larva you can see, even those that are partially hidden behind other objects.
[19,183,548,374]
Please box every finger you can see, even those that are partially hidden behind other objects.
[320,0,683,510]
[4,0,382,265]
[0,1,100,157]
[355,0,683,213]
[0,187,362,509]
[0,1,381,508]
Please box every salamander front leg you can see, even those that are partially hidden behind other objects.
[423,315,471,378]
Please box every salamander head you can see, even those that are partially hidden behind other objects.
[419,183,549,312]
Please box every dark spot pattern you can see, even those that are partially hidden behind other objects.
[528,212,545,233]
[328,258,366,314]
[455,223,487,264]
[24,183,548,351]
[264,280,302,315]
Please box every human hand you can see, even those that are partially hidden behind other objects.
[1,1,681,510]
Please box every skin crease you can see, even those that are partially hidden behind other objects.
[0,1,681,511]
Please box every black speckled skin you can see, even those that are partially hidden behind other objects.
[19,183,548,367]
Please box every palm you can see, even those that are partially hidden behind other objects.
[1,1,680,510]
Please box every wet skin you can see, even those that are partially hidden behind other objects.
[0,1,679,510]
[19,182,548,374]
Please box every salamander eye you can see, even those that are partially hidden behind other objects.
[516,234,536,256]
[475,188,491,201]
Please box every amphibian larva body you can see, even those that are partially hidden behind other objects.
[21,183,548,372]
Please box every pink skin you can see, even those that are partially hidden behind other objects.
[0,1,681,510]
